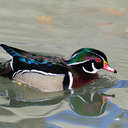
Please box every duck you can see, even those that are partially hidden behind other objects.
[0,44,117,92]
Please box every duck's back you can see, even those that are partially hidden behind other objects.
[0,44,69,78]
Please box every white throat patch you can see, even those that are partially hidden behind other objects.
[82,63,98,74]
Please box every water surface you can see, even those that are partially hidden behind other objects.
[0,0,128,128]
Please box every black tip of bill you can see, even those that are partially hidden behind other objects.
[114,70,117,73]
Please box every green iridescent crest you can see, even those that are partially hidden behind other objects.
[68,48,97,64]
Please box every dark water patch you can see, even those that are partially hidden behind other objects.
[0,74,127,128]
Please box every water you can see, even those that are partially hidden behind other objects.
[0,0,128,127]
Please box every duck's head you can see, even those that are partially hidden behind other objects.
[67,48,117,74]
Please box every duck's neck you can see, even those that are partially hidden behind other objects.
[70,67,99,89]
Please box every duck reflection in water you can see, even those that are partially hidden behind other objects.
[70,88,115,116]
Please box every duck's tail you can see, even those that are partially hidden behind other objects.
[0,44,28,58]
[0,60,13,78]
[0,44,28,78]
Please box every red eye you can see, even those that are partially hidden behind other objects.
[95,58,101,62]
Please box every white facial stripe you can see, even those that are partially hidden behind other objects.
[92,63,98,73]
[82,63,98,74]
[71,53,77,58]
[82,66,92,74]
[67,60,89,66]
[68,71,73,90]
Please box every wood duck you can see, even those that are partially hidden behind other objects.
[0,44,117,92]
